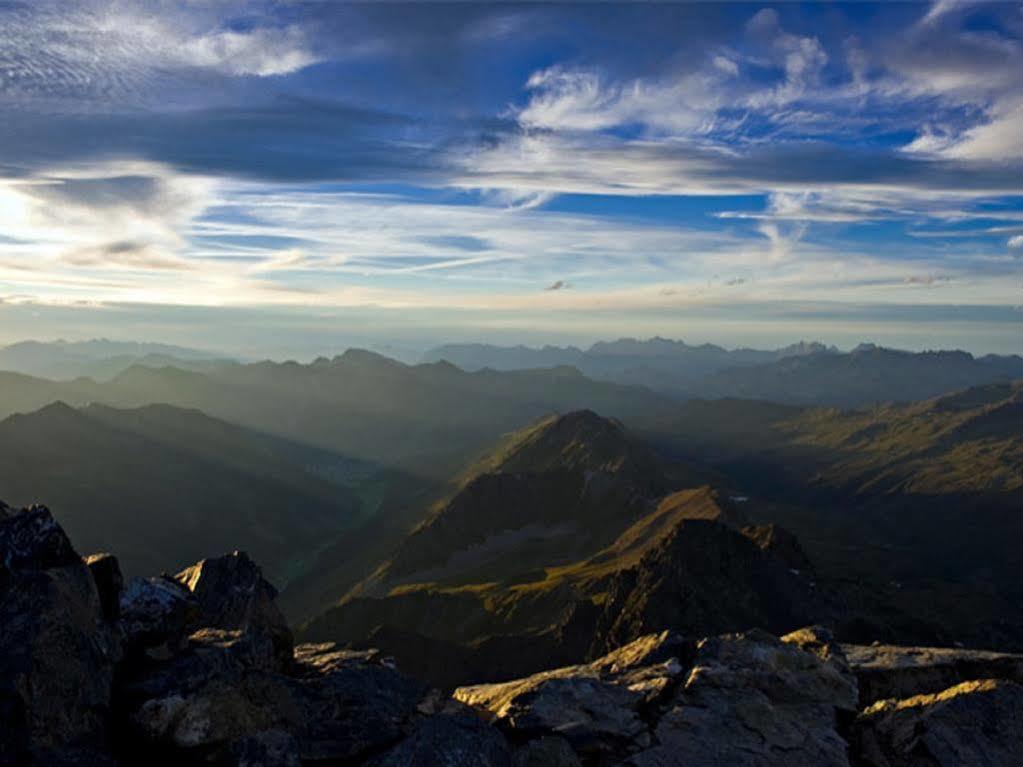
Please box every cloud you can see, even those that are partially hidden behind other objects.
[460,131,1023,202]
[0,161,212,274]
[743,10,828,108]
[713,56,739,77]
[918,0,986,28]
[461,4,1023,216]
[0,3,321,114]
[517,66,725,135]
[62,241,192,271]
[943,101,1023,160]
[903,274,952,286]
[179,27,319,77]
[1,1,1022,325]
[1010,235,1023,249]
[0,99,450,184]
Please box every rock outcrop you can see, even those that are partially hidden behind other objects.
[456,627,857,766]
[3,502,1022,766]
[854,678,1023,766]
[842,642,1023,705]
[0,503,120,767]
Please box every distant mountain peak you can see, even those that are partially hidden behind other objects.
[335,348,405,368]
[484,409,666,493]
[22,400,81,421]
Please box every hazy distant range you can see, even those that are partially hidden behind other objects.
[5,337,1023,407]
[421,337,1023,403]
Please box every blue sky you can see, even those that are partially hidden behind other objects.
[2,0,1023,356]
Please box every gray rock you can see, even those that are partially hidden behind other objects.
[286,643,430,762]
[625,629,855,767]
[175,551,293,665]
[455,632,691,757]
[782,625,858,710]
[843,642,1023,705]
[370,708,512,766]
[119,574,199,652]
[122,641,430,764]
[0,505,119,766]
[0,502,78,571]
[855,678,1023,767]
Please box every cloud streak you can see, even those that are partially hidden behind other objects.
[0,0,1022,348]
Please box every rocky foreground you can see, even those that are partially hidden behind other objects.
[3,503,1022,766]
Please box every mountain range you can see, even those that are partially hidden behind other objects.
[423,338,1023,406]
[0,338,1020,656]
[0,349,673,477]
[0,401,364,584]
[0,339,235,381]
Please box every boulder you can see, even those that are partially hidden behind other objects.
[175,551,293,665]
[781,625,858,710]
[369,707,512,766]
[120,641,430,764]
[855,678,1023,767]
[285,643,430,762]
[0,504,119,766]
[625,629,856,767]
[119,575,199,653]
[455,632,691,758]
[842,642,1023,705]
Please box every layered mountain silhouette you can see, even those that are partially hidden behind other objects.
[0,340,1020,657]
[0,402,362,582]
[423,337,835,395]
[424,338,1023,406]
[0,349,673,477]
[0,338,233,381]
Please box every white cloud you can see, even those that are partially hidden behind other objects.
[744,21,828,108]
[517,66,724,136]
[0,161,212,273]
[1009,235,1023,249]
[179,27,319,77]
[943,100,1023,160]
[712,55,739,77]
[0,3,319,109]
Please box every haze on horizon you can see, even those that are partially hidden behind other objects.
[2,1,1023,357]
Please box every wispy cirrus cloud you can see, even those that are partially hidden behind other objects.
[0,2,323,113]
[1,0,1022,352]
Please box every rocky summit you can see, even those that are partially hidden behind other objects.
[3,502,1022,766]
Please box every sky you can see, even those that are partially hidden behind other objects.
[2,0,1023,358]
